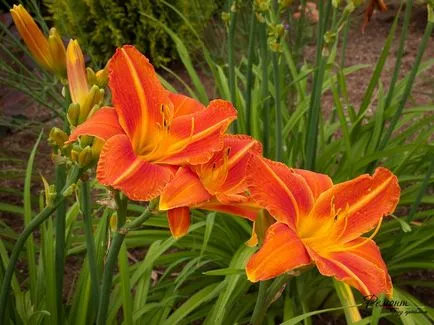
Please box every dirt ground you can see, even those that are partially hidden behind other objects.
[0,2,433,314]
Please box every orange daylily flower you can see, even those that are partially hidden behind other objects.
[68,45,237,201]
[10,4,66,76]
[159,135,262,238]
[245,156,400,297]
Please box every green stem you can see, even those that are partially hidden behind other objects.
[407,156,434,223]
[55,163,67,325]
[245,11,257,136]
[251,274,291,325]
[80,180,100,315]
[304,0,332,170]
[272,0,282,162]
[0,166,81,323]
[96,200,156,325]
[259,23,270,157]
[272,53,283,162]
[383,0,413,112]
[379,19,434,150]
[251,281,269,325]
[228,2,237,133]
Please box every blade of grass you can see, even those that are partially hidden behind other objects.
[379,16,434,149]
[24,131,43,305]
[245,10,257,135]
[228,0,238,132]
[304,0,332,170]
[0,166,81,323]
[79,180,99,320]
[118,242,133,325]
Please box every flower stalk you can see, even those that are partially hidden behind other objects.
[0,166,82,323]
[96,199,156,325]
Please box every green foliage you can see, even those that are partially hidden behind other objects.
[44,0,220,66]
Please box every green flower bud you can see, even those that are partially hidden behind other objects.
[78,146,93,167]
[67,103,80,127]
[48,127,68,148]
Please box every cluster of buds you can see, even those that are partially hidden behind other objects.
[221,0,238,24]
[11,4,108,171]
[10,5,66,78]
[64,40,106,168]
[66,40,106,127]
[267,23,285,53]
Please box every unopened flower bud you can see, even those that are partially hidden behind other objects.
[70,148,80,163]
[63,184,76,197]
[78,146,93,167]
[67,103,80,127]
[95,66,108,88]
[324,31,336,44]
[255,0,270,12]
[48,28,66,78]
[279,0,293,9]
[48,127,68,148]
[221,11,230,23]
[78,85,102,123]
[86,67,97,86]
[41,175,56,207]
[92,138,104,161]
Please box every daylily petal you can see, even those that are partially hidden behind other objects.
[167,207,191,239]
[309,238,392,297]
[68,108,124,143]
[246,223,311,282]
[159,167,212,210]
[292,169,333,199]
[97,134,174,201]
[247,156,314,229]
[109,45,172,153]
[199,198,259,221]
[169,92,205,116]
[158,99,237,165]
[301,167,400,241]
[217,135,262,194]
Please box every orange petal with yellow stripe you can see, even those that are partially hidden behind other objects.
[167,207,191,239]
[169,92,205,116]
[158,99,237,165]
[199,198,259,221]
[68,108,124,143]
[109,45,172,154]
[304,168,400,242]
[246,223,311,282]
[292,169,333,199]
[97,134,174,201]
[159,167,212,210]
[309,238,392,297]
[247,156,314,229]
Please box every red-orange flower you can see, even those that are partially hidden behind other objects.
[159,135,262,238]
[68,45,236,201]
[246,156,400,297]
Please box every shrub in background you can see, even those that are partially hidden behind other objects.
[44,0,221,67]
